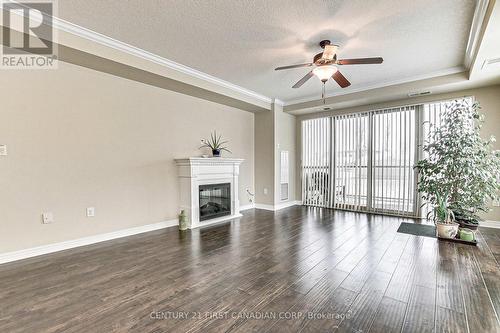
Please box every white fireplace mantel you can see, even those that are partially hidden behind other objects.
[174,157,244,229]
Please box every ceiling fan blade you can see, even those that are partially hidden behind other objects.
[275,63,313,71]
[332,71,351,88]
[292,71,314,88]
[321,44,338,61]
[337,57,383,65]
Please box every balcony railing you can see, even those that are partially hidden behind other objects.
[302,165,415,212]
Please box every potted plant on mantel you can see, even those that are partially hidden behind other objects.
[200,131,232,157]
[416,99,500,240]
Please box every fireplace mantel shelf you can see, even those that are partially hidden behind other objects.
[175,157,244,229]
[175,157,244,166]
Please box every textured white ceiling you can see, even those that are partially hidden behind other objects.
[58,0,476,102]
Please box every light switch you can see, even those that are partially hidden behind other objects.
[0,145,6,156]
[42,212,54,224]
[86,207,95,217]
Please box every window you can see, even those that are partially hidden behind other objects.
[301,97,473,217]
[280,150,289,201]
[371,107,418,214]
[301,117,330,206]
[334,113,369,210]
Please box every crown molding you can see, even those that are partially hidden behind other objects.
[273,98,285,106]
[464,0,491,70]
[3,0,273,106]
[53,18,273,104]
[283,1,489,107]
[4,0,486,111]
[283,66,466,106]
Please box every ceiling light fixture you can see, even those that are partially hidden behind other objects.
[313,65,338,104]
[313,65,338,82]
[275,40,383,105]
[275,39,383,91]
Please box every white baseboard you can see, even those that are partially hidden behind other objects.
[0,219,178,265]
[254,203,275,211]
[193,213,243,229]
[240,203,255,211]
[0,199,301,264]
[254,200,302,211]
[480,220,500,229]
[275,200,302,211]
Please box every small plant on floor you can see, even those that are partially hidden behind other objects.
[429,192,459,238]
[430,192,454,223]
[200,131,232,157]
[416,99,500,230]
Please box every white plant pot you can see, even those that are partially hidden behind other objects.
[436,221,459,239]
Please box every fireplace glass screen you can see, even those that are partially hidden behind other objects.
[199,183,231,221]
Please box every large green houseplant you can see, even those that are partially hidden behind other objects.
[416,99,500,231]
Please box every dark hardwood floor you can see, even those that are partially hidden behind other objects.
[1,206,499,333]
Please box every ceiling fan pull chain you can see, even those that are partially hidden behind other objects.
[322,83,326,104]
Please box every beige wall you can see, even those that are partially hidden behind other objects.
[0,61,255,253]
[254,102,297,206]
[275,105,297,203]
[254,109,275,205]
[295,85,500,221]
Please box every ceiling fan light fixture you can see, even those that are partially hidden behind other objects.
[275,40,382,89]
[313,65,338,82]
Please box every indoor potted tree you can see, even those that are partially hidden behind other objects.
[200,131,232,157]
[417,99,500,235]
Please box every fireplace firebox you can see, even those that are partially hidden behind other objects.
[199,183,231,221]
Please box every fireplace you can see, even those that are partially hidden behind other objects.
[199,183,231,221]
[175,157,243,229]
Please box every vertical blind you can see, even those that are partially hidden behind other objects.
[301,117,330,206]
[334,112,369,211]
[371,107,418,215]
[301,97,473,217]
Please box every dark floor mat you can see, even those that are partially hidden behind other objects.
[397,222,436,238]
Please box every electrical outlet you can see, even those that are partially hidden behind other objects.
[0,145,7,156]
[42,212,54,224]
[263,188,268,195]
[86,207,95,217]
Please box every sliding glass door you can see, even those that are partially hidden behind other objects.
[301,117,331,207]
[302,106,424,217]
[334,113,369,210]
[302,98,473,217]
[371,107,418,215]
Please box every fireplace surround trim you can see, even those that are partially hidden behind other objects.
[175,157,244,229]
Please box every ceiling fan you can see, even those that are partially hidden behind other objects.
[275,40,383,95]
